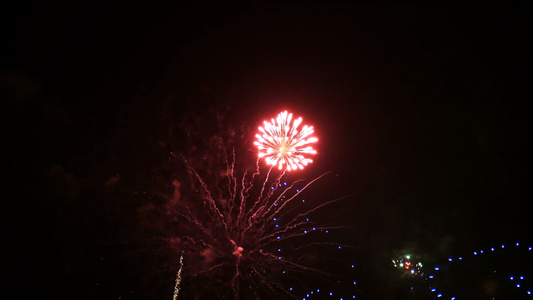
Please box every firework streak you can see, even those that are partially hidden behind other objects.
[169,151,351,299]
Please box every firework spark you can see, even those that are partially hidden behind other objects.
[162,144,353,299]
[254,111,318,171]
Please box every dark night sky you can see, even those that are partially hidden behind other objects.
[3,1,532,299]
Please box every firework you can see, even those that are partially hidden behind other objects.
[392,242,532,298]
[161,137,354,299]
[254,111,318,171]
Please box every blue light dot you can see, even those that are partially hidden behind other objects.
[290,287,293,291]
[529,247,532,251]
[297,189,300,192]
[459,257,463,260]
[302,199,306,203]
[516,242,520,246]
[511,276,514,280]
[277,236,280,240]
[353,281,357,285]
[502,244,505,248]
[527,290,531,295]
[304,230,307,234]
[517,283,521,288]
[429,275,434,279]
[448,258,453,261]
[474,251,478,255]
[452,297,456,300]
[284,182,287,185]
[278,248,281,252]
[275,224,279,227]
[520,276,524,280]
[351,264,355,268]
[273,218,277,221]
[279,183,282,187]
[278,256,282,260]
[338,246,342,249]
[431,288,436,292]
[491,247,495,251]
[330,292,333,296]
[437,294,442,297]
[353,296,356,299]
[325,230,329,233]
[313,227,316,230]
[435,267,440,271]
[317,289,320,292]
[480,250,484,253]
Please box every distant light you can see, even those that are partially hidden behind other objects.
[459,257,463,260]
[437,294,442,297]
[511,276,515,280]
[516,242,520,246]
[480,250,484,253]
[429,275,434,279]
[517,284,521,288]
[491,247,495,251]
[290,287,293,291]
[451,297,456,300]
[351,264,355,268]
[406,255,411,259]
[435,267,440,271]
[527,290,531,295]
[502,244,505,248]
[448,258,453,261]
[431,288,436,292]
[520,276,524,280]
[330,292,333,296]
[338,246,342,249]
[353,281,357,285]
[474,251,478,255]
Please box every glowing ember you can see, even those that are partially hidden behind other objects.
[254,111,318,171]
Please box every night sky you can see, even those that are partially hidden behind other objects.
[3,2,532,299]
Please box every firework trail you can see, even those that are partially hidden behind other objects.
[173,251,184,300]
[163,111,355,299]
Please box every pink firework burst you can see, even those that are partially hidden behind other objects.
[254,111,318,171]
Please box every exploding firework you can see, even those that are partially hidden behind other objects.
[254,111,318,171]
[156,116,355,299]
